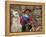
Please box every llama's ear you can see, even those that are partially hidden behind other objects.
[11,9,13,12]
[11,9,15,12]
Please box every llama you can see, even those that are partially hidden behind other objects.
[11,9,22,32]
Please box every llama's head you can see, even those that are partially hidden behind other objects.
[11,9,19,17]
[11,9,20,24]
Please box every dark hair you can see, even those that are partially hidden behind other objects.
[24,9,31,13]
[28,25,32,29]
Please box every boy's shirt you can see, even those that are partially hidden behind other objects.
[20,14,32,25]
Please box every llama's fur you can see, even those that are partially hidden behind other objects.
[11,9,22,32]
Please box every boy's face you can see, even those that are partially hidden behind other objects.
[25,10,29,14]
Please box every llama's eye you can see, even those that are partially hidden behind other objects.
[16,13,18,15]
